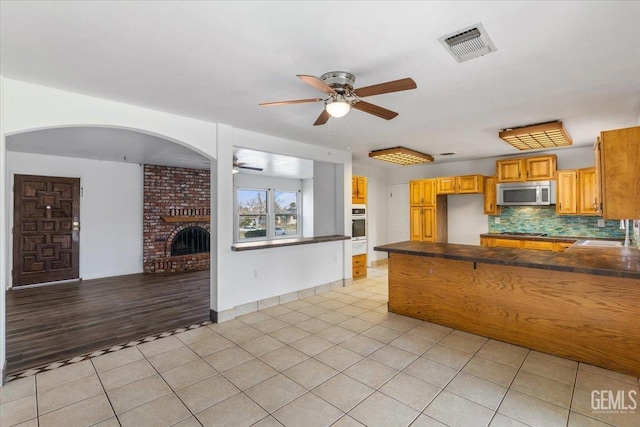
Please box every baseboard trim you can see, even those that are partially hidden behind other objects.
[210,278,346,323]
[370,258,389,267]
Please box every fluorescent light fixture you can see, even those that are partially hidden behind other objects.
[325,95,351,117]
[369,147,434,165]
[499,121,573,150]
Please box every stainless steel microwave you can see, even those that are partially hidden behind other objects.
[497,180,556,206]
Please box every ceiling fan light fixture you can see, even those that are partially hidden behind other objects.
[369,147,434,165]
[499,121,573,150]
[325,96,351,118]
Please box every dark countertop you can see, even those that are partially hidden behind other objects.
[374,241,640,279]
[232,234,350,251]
[479,233,620,243]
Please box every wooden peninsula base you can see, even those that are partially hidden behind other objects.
[387,252,640,377]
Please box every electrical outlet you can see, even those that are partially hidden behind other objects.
[597,219,605,228]
[494,217,501,224]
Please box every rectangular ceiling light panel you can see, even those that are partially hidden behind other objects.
[369,147,434,165]
[499,121,573,150]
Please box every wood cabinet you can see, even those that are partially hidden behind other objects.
[436,175,484,195]
[577,168,597,215]
[352,254,367,279]
[556,167,599,216]
[410,179,447,243]
[410,207,436,242]
[596,126,640,219]
[483,176,500,215]
[352,176,367,204]
[410,179,436,206]
[481,237,575,252]
[556,170,578,215]
[497,155,557,182]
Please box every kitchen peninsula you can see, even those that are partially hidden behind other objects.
[374,241,640,376]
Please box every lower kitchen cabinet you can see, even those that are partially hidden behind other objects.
[352,254,367,279]
[481,237,575,252]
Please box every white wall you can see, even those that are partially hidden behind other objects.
[212,126,352,312]
[313,162,338,237]
[0,76,6,382]
[7,152,144,282]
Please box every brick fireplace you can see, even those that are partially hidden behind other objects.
[143,165,211,273]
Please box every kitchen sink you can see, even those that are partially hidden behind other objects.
[576,240,623,247]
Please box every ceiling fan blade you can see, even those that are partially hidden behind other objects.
[352,101,399,120]
[238,165,263,171]
[259,98,322,107]
[354,78,417,98]
[313,109,330,126]
[297,75,337,95]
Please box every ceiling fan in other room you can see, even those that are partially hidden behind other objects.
[233,157,263,174]
[259,71,417,126]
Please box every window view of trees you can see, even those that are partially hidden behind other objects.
[275,191,297,236]
[237,188,300,240]
[238,189,267,238]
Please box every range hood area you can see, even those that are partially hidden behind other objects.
[496,180,556,206]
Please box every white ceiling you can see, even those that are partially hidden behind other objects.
[1,1,639,170]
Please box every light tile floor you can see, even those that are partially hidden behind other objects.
[1,265,639,427]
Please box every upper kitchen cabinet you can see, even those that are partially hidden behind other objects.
[556,168,598,216]
[483,176,500,215]
[410,179,436,206]
[596,126,640,219]
[352,175,367,204]
[556,170,578,215]
[577,168,598,215]
[497,155,557,182]
[436,175,484,195]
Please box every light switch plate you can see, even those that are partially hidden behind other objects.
[494,217,501,224]
[597,219,605,227]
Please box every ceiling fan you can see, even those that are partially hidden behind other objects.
[260,71,417,126]
[233,157,263,173]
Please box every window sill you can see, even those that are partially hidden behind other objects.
[232,235,351,251]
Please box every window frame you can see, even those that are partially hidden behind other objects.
[235,187,301,242]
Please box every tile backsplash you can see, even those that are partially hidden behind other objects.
[488,206,627,239]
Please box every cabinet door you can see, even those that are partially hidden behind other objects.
[525,155,557,181]
[409,207,424,241]
[600,126,640,219]
[497,159,524,182]
[493,238,522,248]
[357,177,366,203]
[352,176,366,204]
[351,177,358,203]
[410,181,424,206]
[556,170,577,215]
[423,179,436,206]
[436,177,456,195]
[483,176,500,215]
[578,168,597,215]
[594,138,603,214]
[422,207,436,242]
[457,175,483,194]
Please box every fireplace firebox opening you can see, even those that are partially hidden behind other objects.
[170,226,210,256]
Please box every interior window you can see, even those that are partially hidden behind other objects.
[238,188,268,239]
[274,190,299,237]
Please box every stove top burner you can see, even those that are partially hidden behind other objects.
[500,232,548,237]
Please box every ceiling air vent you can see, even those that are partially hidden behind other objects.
[438,23,497,63]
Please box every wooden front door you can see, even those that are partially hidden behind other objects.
[13,175,80,286]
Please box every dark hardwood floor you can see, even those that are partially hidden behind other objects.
[6,270,210,374]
